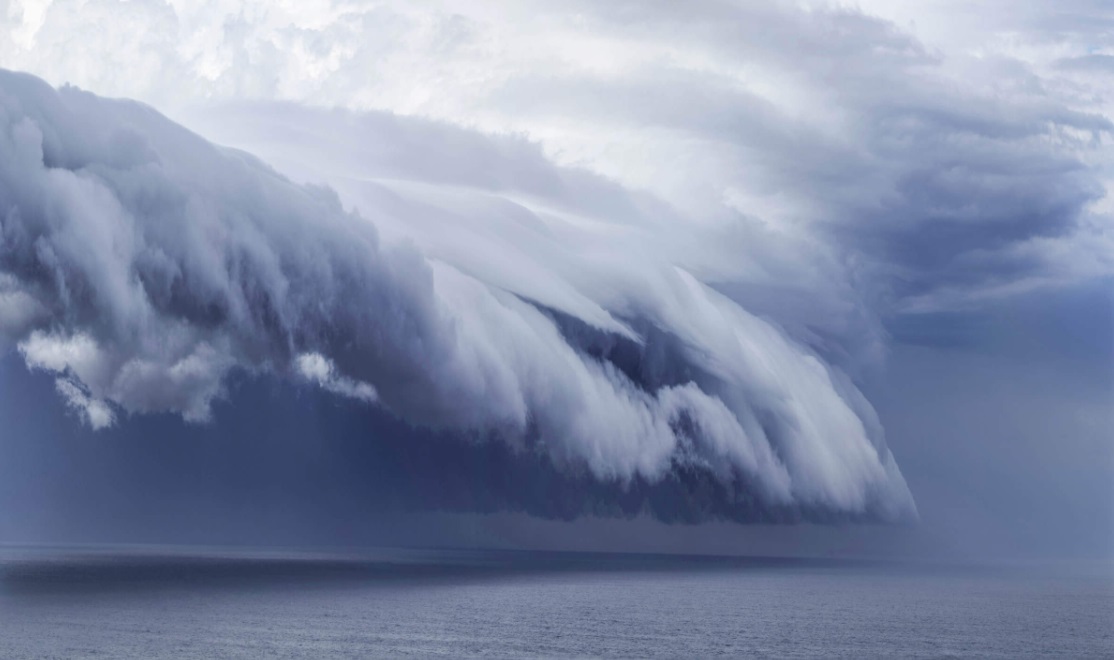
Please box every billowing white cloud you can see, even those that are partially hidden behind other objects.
[295,352,378,403]
[53,376,115,430]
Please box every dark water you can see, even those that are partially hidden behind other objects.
[0,548,1110,658]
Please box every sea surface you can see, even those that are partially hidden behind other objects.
[0,547,1110,658]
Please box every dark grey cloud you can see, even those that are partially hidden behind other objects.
[0,356,868,548]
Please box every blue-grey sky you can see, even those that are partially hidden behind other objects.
[0,0,1110,559]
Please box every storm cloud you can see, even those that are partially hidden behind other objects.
[0,0,1110,531]
[0,69,915,522]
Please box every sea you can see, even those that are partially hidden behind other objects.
[0,547,1110,658]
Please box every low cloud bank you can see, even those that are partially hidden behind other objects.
[0,70,916,522]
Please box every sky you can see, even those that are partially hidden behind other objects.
[0,0,1110,561]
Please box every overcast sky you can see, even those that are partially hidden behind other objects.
[0,0,1110,560]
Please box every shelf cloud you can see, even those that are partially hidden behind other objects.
[1,0,1109,528]
[0,69,914,522]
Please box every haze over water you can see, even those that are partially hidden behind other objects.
[1,547,1110,659]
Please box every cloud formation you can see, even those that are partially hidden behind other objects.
[2,0,1109,316]
[0,69,915,522]
[1,0,1111,526]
